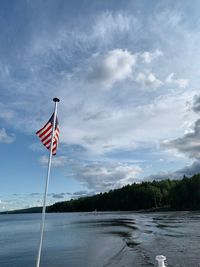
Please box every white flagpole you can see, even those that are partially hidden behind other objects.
[36,97,60,267]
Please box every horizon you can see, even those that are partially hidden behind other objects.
[1,0,200,211]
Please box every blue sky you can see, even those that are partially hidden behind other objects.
[1,0,200,210]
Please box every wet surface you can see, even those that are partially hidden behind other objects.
[0,211,200,266]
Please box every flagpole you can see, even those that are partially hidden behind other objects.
[36,97,60,267]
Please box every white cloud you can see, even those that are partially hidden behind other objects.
[0,6,198,192]
[0,197,45,211]
[71,161,142,192]
[166,73,189,88]
[60,89,196,155]
[29,142,44,152]
[0,103,14,121]
[136,72,162,88]
[40,155,68,167]
[0,128,15,144]
[87,49,136,89]
[92,11,138,40]
[0,200,6,211]
[141,49,163,64]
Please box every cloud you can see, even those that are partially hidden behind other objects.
[141,49,163,64]
[0,6,193,157]
[0,197,41,211]
[163,94,200,160]
[146,160,200,181]
[92,11,138,41]
[175,160,200,177]
[72,190,89,196]
[166,73,188,88]
[192,94,200,113]
[51,193,66,199]
[87,49,136,89]
[71,161,142,192]
[0,103,14,121]
[0,200,5,211]
[60,89,196,155]
[163,119,200,159]
[1,4,200,206]
[29,193,41,197]
[40,155,68,167]
[135,72,162,88]
[0,128,15,144]
[29,143,44,152]
[83,111,107,121]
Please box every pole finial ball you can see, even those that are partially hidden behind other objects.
[53,97,60,102]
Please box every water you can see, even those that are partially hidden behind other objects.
[0,211,200,267]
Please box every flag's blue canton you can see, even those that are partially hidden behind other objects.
[49,114,58,129]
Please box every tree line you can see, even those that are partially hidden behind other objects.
[47,174,200,212]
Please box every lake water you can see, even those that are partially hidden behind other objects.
[0,211,200,267]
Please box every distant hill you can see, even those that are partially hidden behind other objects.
[1,206,42,214]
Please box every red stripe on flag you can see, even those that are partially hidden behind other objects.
[36,123,51,137]
[42,131,52,144]
[36,113,60,156]
[38,124,52,139]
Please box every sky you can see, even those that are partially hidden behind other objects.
[1,0,200,211]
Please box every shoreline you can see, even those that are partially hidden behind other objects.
[1,206,199,215]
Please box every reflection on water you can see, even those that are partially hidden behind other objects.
[0,211,200,266]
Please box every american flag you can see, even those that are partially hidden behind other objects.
[36,113,60,155]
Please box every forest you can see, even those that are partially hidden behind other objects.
[47,174,200,212]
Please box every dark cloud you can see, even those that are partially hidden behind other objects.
[72,190,88,196]
[146,160,200,181]
[175,161,200,177]
[163,95,200,160]
[163,119,200,159]
[192,95,200,113]
[51,193,66,199]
